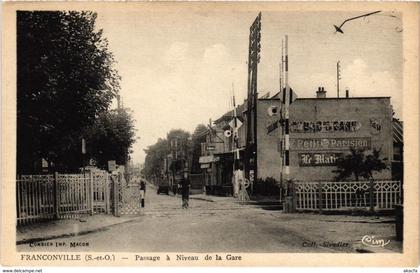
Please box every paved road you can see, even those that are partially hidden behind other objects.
[17,184,399,253]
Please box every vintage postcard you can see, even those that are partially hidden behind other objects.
[1,1,419,267]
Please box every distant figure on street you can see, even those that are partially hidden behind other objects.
[233,163,244,198]
[140,180,146,208]
[172,181,178,195]
[181,170,190,209]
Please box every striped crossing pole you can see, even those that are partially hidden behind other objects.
[283,35,290,181]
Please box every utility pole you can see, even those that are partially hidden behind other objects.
[245,12,261,191]
[337,61,341,98]
[280,39,284,93]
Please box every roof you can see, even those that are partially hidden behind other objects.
[214,103,246,124]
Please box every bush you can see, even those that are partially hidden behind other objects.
[254,177,280,196]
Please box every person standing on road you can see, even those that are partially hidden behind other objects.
[181,169,190,209]
[233,163,244,198]
[140,180,146,208]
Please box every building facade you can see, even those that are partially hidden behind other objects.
[257,89,393,182]
[200,88,395,196]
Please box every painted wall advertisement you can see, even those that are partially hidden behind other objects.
[290,137,371,151]
[290,120,362,133]
[299,153,342,167]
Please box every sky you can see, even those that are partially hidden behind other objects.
[95,7,402,164]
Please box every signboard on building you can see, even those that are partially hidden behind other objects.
[290,120,362,133]
[199,155,219,164]
[266,119,280,134]
[299,153,342,166]
[108,160,117,172]
[206,145,215,151]
[290,137,371,151]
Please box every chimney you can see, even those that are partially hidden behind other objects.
[345,89,349,98]
[316,87,327,99]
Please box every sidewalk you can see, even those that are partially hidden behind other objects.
[16,214,139,245]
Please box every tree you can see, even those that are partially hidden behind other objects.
[85,108,137,170]
[17,11,120,173]
[333,148,388,181]
[142,138,169,180]
[167,129,192,156]
[142,129,192,181]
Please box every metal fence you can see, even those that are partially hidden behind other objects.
[293,180,402,211]
[16,171,111,225]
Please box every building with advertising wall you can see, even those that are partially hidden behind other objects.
[257,88,394,182]
[200,87,395,195]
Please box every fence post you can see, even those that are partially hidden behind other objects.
[53,172,60,219]
[89,171,94,215]
[318,181,323,214]
[113,174,120,217]
[369,179,374,212]
[105,172,110,214]
[291,181,297,213]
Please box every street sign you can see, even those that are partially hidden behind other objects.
[279,87,298,104]
[206,145,215,151]
[108,160,117,172]
[200,163,210,169]
[199,155,219,163]
[229,117,243,130]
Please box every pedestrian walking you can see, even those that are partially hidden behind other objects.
[181,169,190,209]
[140,180,146,208]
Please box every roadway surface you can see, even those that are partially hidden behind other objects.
[17,183,399,253]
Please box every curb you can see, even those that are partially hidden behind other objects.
[320,219,395,224]
[16,217,141,245]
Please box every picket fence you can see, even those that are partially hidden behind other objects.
[293,180,402,211]
[16,171,112,225]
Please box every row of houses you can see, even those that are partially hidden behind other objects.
[197,87,403,196]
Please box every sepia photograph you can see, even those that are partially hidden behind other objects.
[1,1,419,267]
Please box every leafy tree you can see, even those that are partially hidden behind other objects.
[142,138,169,180]
[143,129,192,180]
[17,11,120,173]
[333,148,388,181]
[85,108,137,169]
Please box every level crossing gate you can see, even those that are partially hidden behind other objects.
[111,173,142,215]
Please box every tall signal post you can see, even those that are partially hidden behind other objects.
[245,12,261,189]
[283,35,290,182]
[337,61,341,98]
[279,35,297,202]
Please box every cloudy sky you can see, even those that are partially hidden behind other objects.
[95,6,402,164]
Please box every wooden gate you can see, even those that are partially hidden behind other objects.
[17,173,92,225]
[57,174,92,218]
[91,170,110,214]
